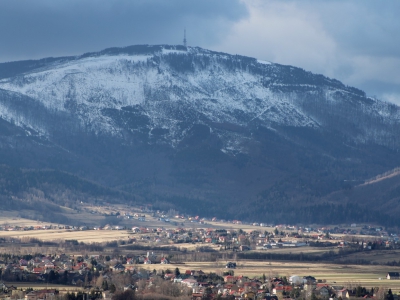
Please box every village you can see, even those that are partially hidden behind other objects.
[0,250,398,300]
[0,208,399,300]
[0,206,399,253]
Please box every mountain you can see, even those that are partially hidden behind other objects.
[0,44,399,226]
[0,164,131,224]
[323,167,400,217]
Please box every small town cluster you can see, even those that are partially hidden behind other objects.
[0,208,399,300]
[2,225,400,254]
[0,248,398,300]
[0,252,399,300]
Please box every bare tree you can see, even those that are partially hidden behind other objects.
[375,287,387,300]
[95,275,104,288]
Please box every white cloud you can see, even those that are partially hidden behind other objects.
[213,0,400,103]
[381,93,400,106]
[214,1,338,76]
[345,56,400,86]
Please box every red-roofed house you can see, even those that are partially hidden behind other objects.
[273,286,293,295]
[224,275,237,283]
[33,268,44,274]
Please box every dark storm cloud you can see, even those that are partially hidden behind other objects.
[1,0,399,104]
[0,0,248,62]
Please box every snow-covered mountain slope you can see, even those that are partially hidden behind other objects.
[0,46,314,141]
[1,44,400,225]
[2,44,398,152]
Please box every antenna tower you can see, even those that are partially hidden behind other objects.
[183,29,187,47]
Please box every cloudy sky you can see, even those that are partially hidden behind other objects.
[1,0,399,104]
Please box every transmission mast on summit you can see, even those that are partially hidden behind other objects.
[183,29,187,47]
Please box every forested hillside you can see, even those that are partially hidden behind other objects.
[0,45,399,226]
[0,165,133,224]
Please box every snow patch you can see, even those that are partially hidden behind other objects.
[257,59,272,65]
[161,49,187,55]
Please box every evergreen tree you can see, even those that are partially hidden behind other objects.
[102,280,108,291]
[387,289,394,300]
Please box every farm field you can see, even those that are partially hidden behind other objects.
[335,250,400,264]
[0,205,380,241]
[4,282,83,291]
[144,260,400,292]
[0,216,57,227]
[262,246,338,255]
[0,228,131,243]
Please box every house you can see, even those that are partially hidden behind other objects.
[224,275,237,283]
[336,289,349,299]
[25,289,57,300]
[33,267,45,274]
[181,278,198,288]
[164,273,175,281]
[219,236,228,243]
[2,284,17,293]
[76,262,88,269]
[94,263,105,271]
[112,263,125,272]
[12,289,26,298]
[238,235,247,242]
[0,282,7,290]
[387,272,400,280]
[192,292,204,300]
[226,262,237,269]
[304,282,317,291]
[240,245,251,251]
[173,277,182,283]
[273,286,292,295]
[303,275,317,283]
[315,286,330,298]
[160,257,169,264]
[144,257,152,264]
[19,259,28,266]
[270,277,284,285]
[25,291,39,300]
[192,270,205,277]
[289,275,305,285]
[137,255,146,263]
[45,262,55,269]
[131,227,141,233]
[57,254,69,261]
[28,259,40,267]
[63,262,72,270]
[124,284,135,291]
